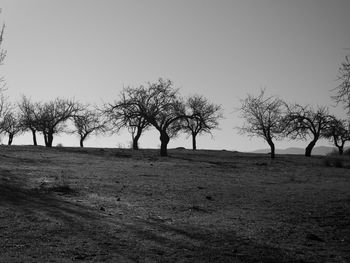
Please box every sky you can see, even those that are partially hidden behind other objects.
[0,0,350,151]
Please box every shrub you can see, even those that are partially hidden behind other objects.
[116,143,125,149]
[38,170,77,195]
[323,157,343,168]
[344,148,350,156]
[51,171,77,194]
[326,149,339,156]
[49,184,75,194]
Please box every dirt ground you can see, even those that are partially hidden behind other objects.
[0,145,349,262]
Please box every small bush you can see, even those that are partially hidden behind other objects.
[49,184,76,194]
[344,148,350,156]
[50,171,77,195]
[116,143,125,149]
[39,170,77,195]
[56,143,63,147]
[323,157,343,168]
[333,158,343,168]
[326,149,339,156]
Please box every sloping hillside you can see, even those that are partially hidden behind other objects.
[0,146,349,262]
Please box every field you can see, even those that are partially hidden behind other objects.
[0,145,349,262]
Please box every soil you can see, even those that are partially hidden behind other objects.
[0,145,349,262]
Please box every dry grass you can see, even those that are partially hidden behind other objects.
[0,145,349,262]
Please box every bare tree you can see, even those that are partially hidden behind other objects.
[18,96,40,146]
[73,105,106,147]
[332,56,350,114]
[0,109,22,145]
[238,90,285,159]
[183,95,223,150]
[284,104,332,157]
[0,10,6,67]
[0,88,8,126]
[35,98,81,147]
[0,10,8,128]
[104,86,150,150]
[142,79,192,156]
[323,116,350,155]
[118,79,190,156]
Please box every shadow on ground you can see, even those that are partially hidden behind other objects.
[0,179,303,263]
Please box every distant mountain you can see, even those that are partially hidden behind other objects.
[252,146,339,156]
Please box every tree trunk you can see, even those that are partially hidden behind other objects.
[132,138,139,150]
[160,131,170,157]
[47,132,53,147]
[267,139,275,159]
[337,145,344,155]
[305,139,317,157]
[79,133,89,148]
[336,140,345,155]
[192,132,197,151]
[132,128,142,150]
[334,138,345,155]
[8,134,13,146]
[31,129,37,146]
[43,131,48,146]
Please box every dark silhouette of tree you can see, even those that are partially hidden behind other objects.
[0,11,6,67]
[0,90,8,133]
[183,95,223,150]
[73,106,106,147]
[332,56,350,114]
[18,96,40,146]
[104,87,150,150]
[118,78,190,156]
[284,104,332,157]
[141,79,191,156]
[238,90,285,159]
[0,109,22,145]
[36,98,81,147]
[0,10,8,131]
[323,116,350,155]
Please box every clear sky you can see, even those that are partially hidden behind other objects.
[1,0,350,151]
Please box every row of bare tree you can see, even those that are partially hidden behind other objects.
[1,12,349,158]
[103,79,223,156]
[0,13,222,157]
[0,79,223,156]
[238,56,350,158]
[0,97,97,148]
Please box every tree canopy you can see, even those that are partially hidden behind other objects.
[35,98,81,147]
[104,86,150,150]
[323,116,350,155]
[284,105,332,157]
[183,95,223,150]
[333,56,350,115]
[73,105,106,147]
[238,90,285,159]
